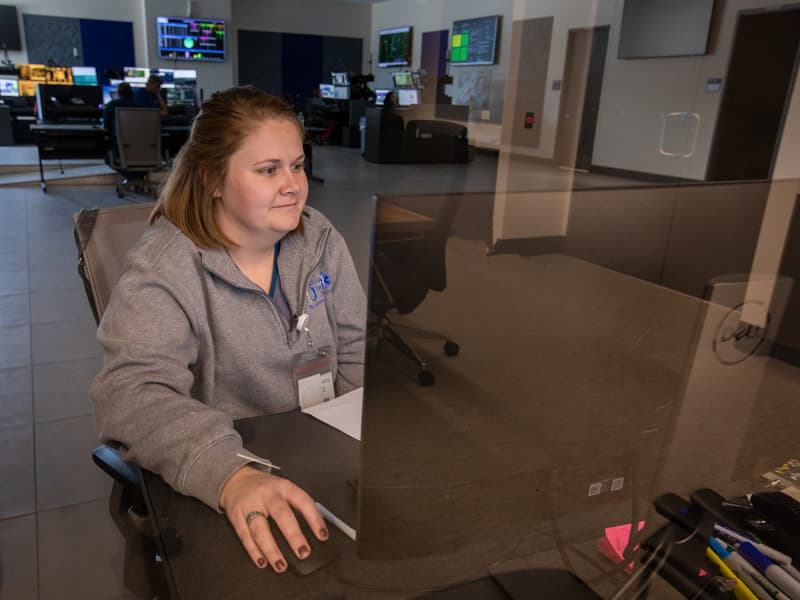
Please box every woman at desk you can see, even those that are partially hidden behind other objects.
[91,86,366,573]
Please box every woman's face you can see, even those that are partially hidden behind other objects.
[214,118,307,249]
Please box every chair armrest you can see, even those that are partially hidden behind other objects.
[92,444,147,516]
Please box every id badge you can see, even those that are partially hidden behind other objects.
[293,348,334,409]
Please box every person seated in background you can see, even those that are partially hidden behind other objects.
[382,90,397,109]
[91,86,366,574]
[102,82,134,165]
[133,74,168,116]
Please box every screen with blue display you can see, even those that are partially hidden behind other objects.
[451,15,500,66]
[157,16,226,62]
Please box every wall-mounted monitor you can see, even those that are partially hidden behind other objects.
[618,0,715,59]
[0,74,19,96]
[71,66,98,86]
[0,4,22,51]
[450,15,501,66]
[319,83,335,99]
[392,72,414,88]
[156,16,226,62]
[397,88,420,106]
[378,26,411,68]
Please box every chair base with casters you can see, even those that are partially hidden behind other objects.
[370,313,459,386]
[108,107,163,199]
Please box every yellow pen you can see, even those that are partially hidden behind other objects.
[706,546,760,600]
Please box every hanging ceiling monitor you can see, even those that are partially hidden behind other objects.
[378,26,412,68]
[450,15,501,66]
[157,16,226,62]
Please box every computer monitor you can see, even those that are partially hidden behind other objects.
[374,89,391,106]
[397,88,419,106]
[331,72,349,86]
[101,84,116,104]
[392,72,414,88]
[0,76,19,97]
[333,86,350,100]
[123,67,150,86]
[319,83,335,99]
[71,66,98,86]
[36,84,103,123]
[357,192,686,580]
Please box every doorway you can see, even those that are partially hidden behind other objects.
[706,7,800,181]
[554,26,609,170]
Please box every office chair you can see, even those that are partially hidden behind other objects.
[74,202,172,598]
[108,107,162,199]
[371,195,460,386]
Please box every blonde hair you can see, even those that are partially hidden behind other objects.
[150,86,305,248]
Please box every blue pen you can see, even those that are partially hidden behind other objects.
[739,542,800,600]
[712,538,789,600]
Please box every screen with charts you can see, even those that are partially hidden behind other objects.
[123,66,150,87]
[0,76,19,97]
[319,84,335,99]
[450,15,501,66]
[374,89,391,106]
[331,72,349,86]
[392,72,414,88]
[397,88,420,106]
[378,26,411,67]
[71,66,98,86]
[157,16,226,62]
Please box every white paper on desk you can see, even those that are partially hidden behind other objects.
[301,387,363,441]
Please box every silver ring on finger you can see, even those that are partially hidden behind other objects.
[245,510,267,526]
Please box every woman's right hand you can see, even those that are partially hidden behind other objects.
[219,465,329,572]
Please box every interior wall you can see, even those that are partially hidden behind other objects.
[144,0,234,98]
[232,0,372,77]
[371,0,514,147]
[4,0,147,67]
[593,0,800,181]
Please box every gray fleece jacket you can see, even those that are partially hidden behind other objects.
[91,206,366,511]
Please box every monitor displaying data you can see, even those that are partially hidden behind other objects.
[392,72,414,88]
[123,66,150,86]
[374,89,391,106]
[378,26,411,68]
[157,16,226,62]
[397,88,420,106]
[451,15,501,66]
[71,66,98,86]
[0,75,19,97]
[319,83,335,99]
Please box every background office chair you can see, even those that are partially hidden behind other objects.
[371,194,460,386]
[74,202,172,598]
[108,107,162,199]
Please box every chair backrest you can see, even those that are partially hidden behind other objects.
[115,107,162,171]
[74,202,154,324]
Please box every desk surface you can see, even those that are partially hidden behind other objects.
[140,243,800,599]
[31,122,105,131]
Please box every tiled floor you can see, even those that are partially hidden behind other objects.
[0,143,645,599]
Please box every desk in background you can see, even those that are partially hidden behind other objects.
[30,123,108,192]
